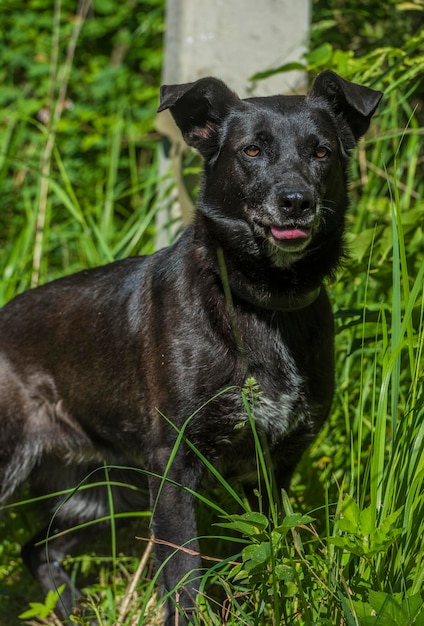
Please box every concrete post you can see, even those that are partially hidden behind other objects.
[156,0,311,245]
[163,0,310,97]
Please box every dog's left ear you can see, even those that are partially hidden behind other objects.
[157,77,240,156]
[309,70,383,142]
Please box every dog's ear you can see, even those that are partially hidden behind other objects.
[157,77,240,156]
[309,70,383,141]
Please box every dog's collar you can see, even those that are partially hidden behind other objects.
[231,285,322,312]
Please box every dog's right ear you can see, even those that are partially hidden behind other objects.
[157,77,240,157]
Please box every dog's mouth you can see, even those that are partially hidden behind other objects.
[270,225,312,242]
[250,215,317,258]
[267,224,313,251]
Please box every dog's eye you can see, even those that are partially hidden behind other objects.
[315,146,330,159]
[244,145,261,158]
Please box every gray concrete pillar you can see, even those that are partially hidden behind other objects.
[163,0,310,96]
[156,0,311,245]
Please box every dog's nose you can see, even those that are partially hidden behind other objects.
[279,190,315,217]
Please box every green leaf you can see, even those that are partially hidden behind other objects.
[350,599,376,625]
[19,603,51,620]
[282,581,298,598]
[402,593,424,623]
[241,542,271,572]
[352,591,424,626]
[305,43,333,67]
[250,62,306,81]
[359,505,374,536]
[45,585,66,610]
[274,563,295,583]
[274,513,315,534]
[329,535,366,557]
[217,512,269,538]
[19,584,65,619]
[338,495,360,533]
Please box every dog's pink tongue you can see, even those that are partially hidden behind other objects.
[271,226,310,240]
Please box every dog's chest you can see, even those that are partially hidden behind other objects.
[217,373,308,483]
[236,319,310,442]
[251,387,305,441]
[215,339,311,484]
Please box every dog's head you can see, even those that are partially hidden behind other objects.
[158,71,382,271]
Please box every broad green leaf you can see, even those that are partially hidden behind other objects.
[329,536,366,556]
[282,581,298,598]
[19,585,65,620]
[274,513,315,533]
[338,495,360,533]
[306,43,333,66]
[274,563,295,582]
[359,505,374,536]
[241,542,271,571]
[19,603,51,620]
[350,599,376,625]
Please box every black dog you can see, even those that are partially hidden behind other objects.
[0,71,381,624]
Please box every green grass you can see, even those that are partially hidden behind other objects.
[0,4,423,624]
[1,115,422,625]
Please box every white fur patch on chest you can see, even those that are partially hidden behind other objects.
[239,322,311,443]
[252,390,306,442]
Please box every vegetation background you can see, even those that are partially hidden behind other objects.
[0,0,423,624]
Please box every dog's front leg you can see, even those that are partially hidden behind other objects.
[148,450,203,625]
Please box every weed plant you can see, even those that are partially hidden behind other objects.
[0,1,423,625]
